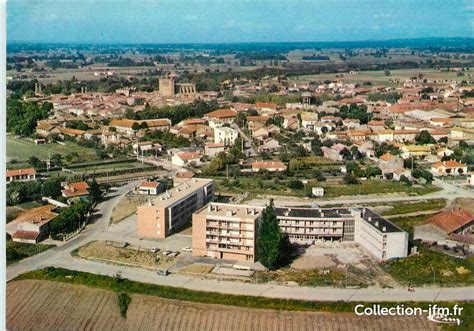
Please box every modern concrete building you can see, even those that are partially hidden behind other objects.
[137,178,214,239]
[192,203,263,262]
[354,209,409,260]
[192,205,408,262]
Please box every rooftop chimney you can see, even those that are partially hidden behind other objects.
[382,226,387,232]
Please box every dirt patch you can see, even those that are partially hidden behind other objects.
[292,255,336,270]
[450,198,474,214]
[179,263,215,275]
[111,195,150,223]
[77,241,176,270]
[7,280,439,331]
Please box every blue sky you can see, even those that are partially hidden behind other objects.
[7,0,474,43]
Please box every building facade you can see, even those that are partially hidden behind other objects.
[192,203,263,262]
[192,204,408,262]
[137,178,214,239]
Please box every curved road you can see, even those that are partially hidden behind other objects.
[7,179,474,302]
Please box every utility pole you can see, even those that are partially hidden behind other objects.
[431,266,436,286]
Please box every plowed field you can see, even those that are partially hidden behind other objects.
[7,280,439,331]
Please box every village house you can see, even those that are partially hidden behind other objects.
[414,209,473,251]
[214,126,238,146]
[61,182,90,200]
[204,143,226,157]
[171,151,202,167]
[251,161,287,172]
[6,205,59,244]
[431,161,468,176]
[258,138,280,153]
[400,145,432,159]
[110,119,171,137]
[6,168,37,183]
[203,109,237,128]
[137,181,162,195]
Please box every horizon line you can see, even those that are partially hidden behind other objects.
[6,36,474,46]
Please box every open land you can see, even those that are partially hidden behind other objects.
[6,279,442,331]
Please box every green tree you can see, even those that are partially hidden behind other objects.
[415,130,435,145]
[89,179,103,204]
[257,199,288,270]
[41,178,62,198]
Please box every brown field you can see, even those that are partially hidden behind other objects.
[111,195,150,224]
[7,280,439,331]
[77,241,176,269]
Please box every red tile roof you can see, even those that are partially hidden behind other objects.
[433,161,467,168]
[204,109,236,119]
[12,230,40,241]
[140,181,160,188]
[425,209,474,234]
[6,168,36,178]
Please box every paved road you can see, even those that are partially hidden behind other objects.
[6,180,140,281]
[7,178,474,302]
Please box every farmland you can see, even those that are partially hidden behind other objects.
[7,136,99,163]
[7,279,440,331]
[290,68,471,87]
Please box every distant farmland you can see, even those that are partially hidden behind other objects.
[7,136,99,163]
[7,280,438,331]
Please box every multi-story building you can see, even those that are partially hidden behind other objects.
[275,207,356,243]
[192,205,408,262]
[137,178,214,239]
[354,209,409,260]
[193,203,263,262]
[214,126,238,146]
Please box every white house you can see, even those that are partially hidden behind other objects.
[214,126,238,146]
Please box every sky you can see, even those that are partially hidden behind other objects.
[6,0,474,44]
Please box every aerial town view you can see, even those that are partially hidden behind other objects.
[2,1,474,330]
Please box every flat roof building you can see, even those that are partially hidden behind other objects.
[137,178,214,239]
[193,202,263,262]
[192,205,408,262]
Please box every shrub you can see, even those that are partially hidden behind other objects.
[117,292,131,318]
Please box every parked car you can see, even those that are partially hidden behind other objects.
[168,251,180,258]
[156,269,169,276]
[150,247,160,253]
[182,247,192,252]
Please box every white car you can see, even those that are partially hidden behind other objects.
[150,247,160,253]
[182,247,192,252]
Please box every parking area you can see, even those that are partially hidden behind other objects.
[100,214,192,252]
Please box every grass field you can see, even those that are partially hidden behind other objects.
[290,68,471,87]
[6,242,55,265]
[111,195,150,223]
[381,248,474,287]
[7,136,99,163]
[381,199,446,216]
[389,213,438,236]
[7,279,445,331]
[319,181,440,198]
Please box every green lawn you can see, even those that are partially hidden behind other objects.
[319,180,440,198]
[7,136,99,163]
[382,199,446,216]
[216,178,440,198]
[389,213,437,236]
[381,247,474,287]
[6,242,55,265]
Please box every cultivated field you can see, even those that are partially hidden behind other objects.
[6,280,439,331]
[290,68,472,87]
